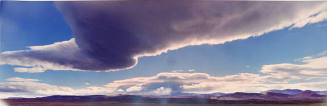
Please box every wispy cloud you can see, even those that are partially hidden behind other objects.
[0,77,74,98]
[6,77,40,82]
[261,52,327,82]
[1,51,327,98]
[0,39,81,73]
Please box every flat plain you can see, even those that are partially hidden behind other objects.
[4,101,327,106]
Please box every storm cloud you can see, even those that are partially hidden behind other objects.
[1,1,327,72]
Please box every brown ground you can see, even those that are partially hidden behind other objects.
[4,101,327,106]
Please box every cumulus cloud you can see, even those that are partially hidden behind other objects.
[1,73,262,98]
[0,72,326,99]
[0,1,327,72]
[261,51,327,83]
[2,50,327,98]
[0,77,75,98]
[2,51,327,98]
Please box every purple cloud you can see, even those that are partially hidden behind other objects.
[0,1,326,72]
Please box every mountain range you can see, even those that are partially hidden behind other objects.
[5,89,327,104]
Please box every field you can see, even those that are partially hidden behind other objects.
[4,101,327,106]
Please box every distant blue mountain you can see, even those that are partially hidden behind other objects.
[315,91,327,95]
[263,89,303,95]
[166,92,225,97]
[5,89,327,103]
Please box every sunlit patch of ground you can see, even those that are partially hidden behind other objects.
[322,97,327,106]
[0,100,8,106]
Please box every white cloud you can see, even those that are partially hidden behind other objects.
[126,86,142,92]
[261,53,327,82]
[171,69,196,73]
[1,51,327,98]
[171,70,184,73]
[1,2,327,72]
[7,77,39,82]
[0,70,327,98]
[188,69,196,72]
[151,87,172,95]
[0,77,76,98]
[14,66,48,73]
[291,4,327,28]
[0,39,82,73]
[85,82,90,86]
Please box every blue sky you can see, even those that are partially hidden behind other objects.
[1,1,327,97]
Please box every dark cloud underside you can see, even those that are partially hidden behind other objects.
[0,1,326,72]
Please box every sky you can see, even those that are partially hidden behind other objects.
[0,1,327,98]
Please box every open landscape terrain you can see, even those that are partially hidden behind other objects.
[4,89,327,106]
[4,101,326,106]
